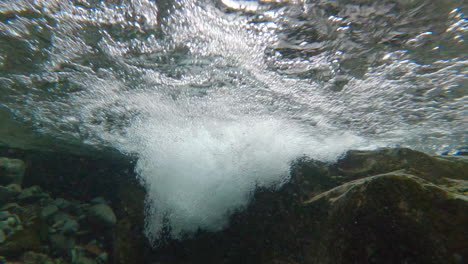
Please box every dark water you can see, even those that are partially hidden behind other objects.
[0,0,467,240]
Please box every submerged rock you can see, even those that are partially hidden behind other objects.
[40,205,58,220]
[51,198,72,210]
[90,197,107,205]
[303,171,467,264]
[61,218,79,235]
[0,203,24,214]
[87,204,116,227]
[0,147,466,264]
[333,148,468,182]
[49,234,75,254]
[0,157,26,186]
[0,186,19,203]
[289,147,468,202]
[0,211,10,221]
[21,251,55,264]
[18,186,48,203]
[149,148,468,264]
[0,229,5,244]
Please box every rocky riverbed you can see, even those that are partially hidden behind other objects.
[0,157,116,263]
[0,147,467,263]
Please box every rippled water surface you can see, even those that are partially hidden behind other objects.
[0,0,467,240]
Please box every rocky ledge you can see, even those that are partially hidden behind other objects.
[0,147,467,264]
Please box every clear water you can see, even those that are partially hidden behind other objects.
[0,0,467,241]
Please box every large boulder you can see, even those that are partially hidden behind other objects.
[289,147,468,201]
[149,148,468,264]
[333,148,468,182]
[303,172,467,264]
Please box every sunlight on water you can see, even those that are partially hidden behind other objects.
[0,0,467,241]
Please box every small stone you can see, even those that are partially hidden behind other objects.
[18,185,47,202]
[71,248,98,264]
[48,227,57,234]
[0,229,6,243]
[52,198,72,210]
[90,196,106,204]
[0,185,19,202]
[51,220,65,229]
[51,212,73,225]
[6,183,21,192]
[0,225,13,236]
[61,219,79,235]
[49,234,75,254]
[75,255,96,264]
[0,157,26,185]
[0,220,9,230]
[0,203,24,214]
[6,215,17,226]
[0,211,10,220]
[21,251,50,264]
[0,214,20,234]
[40,205,58,219]
[84,240,103,256]
[97,252,108,262]
[87,204,116,227]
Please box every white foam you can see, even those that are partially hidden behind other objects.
[118,108,366,242]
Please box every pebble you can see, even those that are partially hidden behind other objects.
[97,252,108,262]
[0,186,19,201]
[0,229,6,244]
[52,198,72,210]
[0,211,10,221]
[0,157,26,185]
[40,205,59,219]
[0,221,9,230]
[18,186,45,202]
[61,219,79,235]
[90,196,106,204]
[6,216,17,226]
[6,184,21,192]
[49,234,75,253]
[0,203,23,214]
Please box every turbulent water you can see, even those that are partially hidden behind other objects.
[0,0,467,242]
